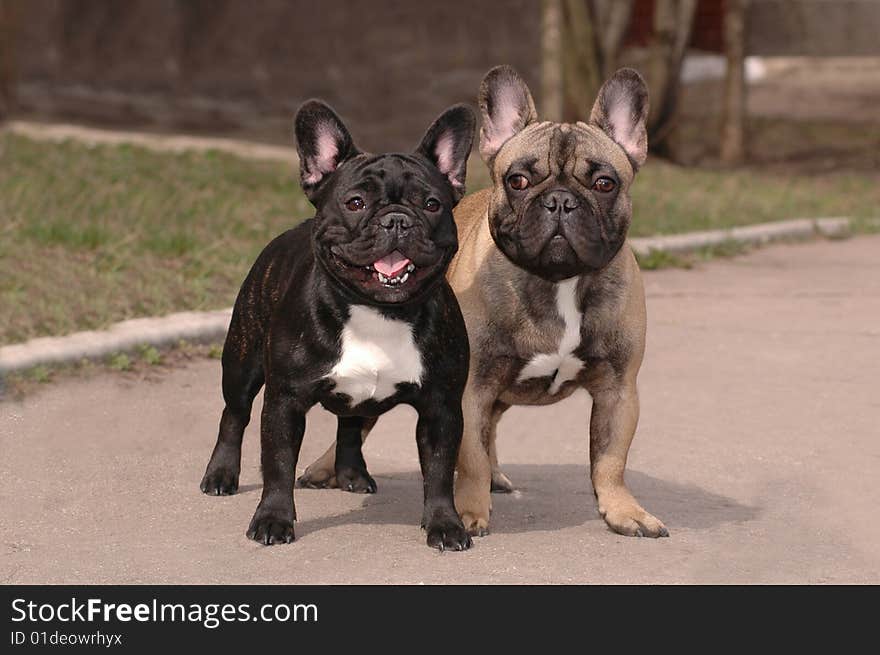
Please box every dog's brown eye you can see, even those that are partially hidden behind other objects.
[508,174,530,191]
[592,177,616,193]
[424,198,441,212]
[345,197,365,211]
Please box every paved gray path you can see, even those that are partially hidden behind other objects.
[2,237,879,584]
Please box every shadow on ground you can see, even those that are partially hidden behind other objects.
[286,464,759,540]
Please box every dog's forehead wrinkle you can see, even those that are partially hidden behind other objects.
[508,155,539,175]
[510,121,552,148]
[550,126,577,172]
[572,122,634,181]
[348,154,437,198]
[343,176,379,196]
[358,153,411,172]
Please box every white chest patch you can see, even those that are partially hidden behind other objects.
[326,305,423,405]
[516,277,584,394]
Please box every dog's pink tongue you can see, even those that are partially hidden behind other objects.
[373,250,410,277]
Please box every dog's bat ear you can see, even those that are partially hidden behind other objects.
[294,100,360,199]
[589,68,649,171]
[416,104,476,203]
[478,65,538,163]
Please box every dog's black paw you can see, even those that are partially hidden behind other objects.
[336,467,377,494]
[246,510,295,546]
[200,467,240,496]
[424,513,472,552]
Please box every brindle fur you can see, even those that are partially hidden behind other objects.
[301,67,667,539]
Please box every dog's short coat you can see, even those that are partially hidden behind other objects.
[200,100,477,550]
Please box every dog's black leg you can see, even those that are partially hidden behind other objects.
[416,399,471,552]
[200,328,264,496]
[247,387,305,545]
[334,416,378,493]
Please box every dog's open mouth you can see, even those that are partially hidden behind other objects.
[364,250,416,286]
[330,246,442,295]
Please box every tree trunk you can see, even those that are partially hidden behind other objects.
[560,0,634,122]
[561,0,600,122]
[590,0,634,80]
[541,0,564,122]
[720,0,749,165]
[647,0,698,156]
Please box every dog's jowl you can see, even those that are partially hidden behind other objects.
[199,99,476,550]
[303,66,668,540]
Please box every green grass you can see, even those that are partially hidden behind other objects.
[138,345,162,366]
[634,249,689,271]
[1,132,878,345]
[107,353,132,371]
[1,133,312,345]
[634,239,752,271]
[28,365,51,384]
[628,160,880,237]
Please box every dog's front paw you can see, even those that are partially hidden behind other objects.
[424,512,472,552]
[246,507,295,545]
[335,466,377,494]
[598,492,669,538]
[200,466,240,496]
[296,465,338,490]
[455,482,491,536]
[459,512,490,537]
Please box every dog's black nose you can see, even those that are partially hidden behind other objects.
[541,190,579,213]
[378,212,414,231]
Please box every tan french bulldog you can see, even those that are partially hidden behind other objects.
[299,66,667,539]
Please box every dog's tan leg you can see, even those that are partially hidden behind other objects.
[297,417,377,488]
[488,401,514,493]
[454,387,494,536]
[589,381,668,537]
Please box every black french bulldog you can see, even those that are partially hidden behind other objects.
[200,100,476,551]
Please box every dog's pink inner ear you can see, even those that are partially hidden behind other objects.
[607,99,643,162]
[303,124,341,185]
[433,131,462,189]
[483,87,527,156]
[589,70,649,168]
